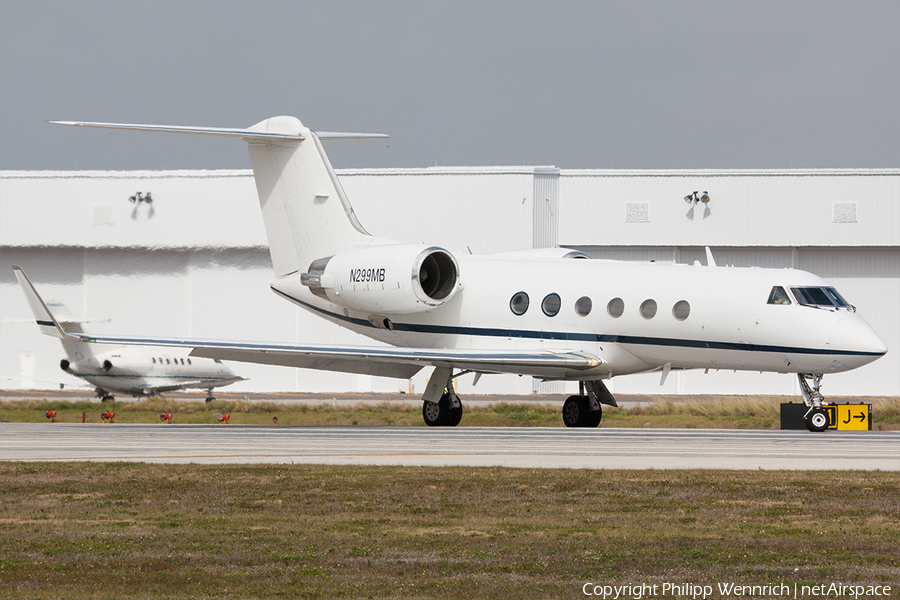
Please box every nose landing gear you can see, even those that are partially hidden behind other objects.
[798,373,830,432]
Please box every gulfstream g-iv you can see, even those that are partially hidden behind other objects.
[39,117,887,431]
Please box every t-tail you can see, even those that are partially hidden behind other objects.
[52,117,389,277]
[13,266,94,362]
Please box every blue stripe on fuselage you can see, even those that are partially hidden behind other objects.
[272,288,884,358]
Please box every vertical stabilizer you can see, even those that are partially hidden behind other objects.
[45,302,93,362]
[13,266,92,361]
[245,117,373,277]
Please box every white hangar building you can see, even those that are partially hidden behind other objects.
[1,167,897,398]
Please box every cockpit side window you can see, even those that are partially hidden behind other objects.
[767,286,791,305]
[791,287,836,307]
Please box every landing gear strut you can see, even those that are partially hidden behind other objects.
[798,373,830,432]
[421,367,464,427]
[562,380,615,428]
[95,388,114,402]
[205,388,215,403]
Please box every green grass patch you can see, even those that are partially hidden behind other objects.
[0,464,897,598]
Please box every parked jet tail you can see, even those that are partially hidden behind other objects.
[52,118,389,278]
[13,266,71,340]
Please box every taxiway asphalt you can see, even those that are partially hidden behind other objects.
[2,424,897,470]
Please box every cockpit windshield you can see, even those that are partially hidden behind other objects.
[790,286,853,309]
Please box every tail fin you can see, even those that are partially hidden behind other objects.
[12,266,93,361]
[53,117,388,277]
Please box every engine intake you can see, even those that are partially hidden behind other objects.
[301,243,460,315]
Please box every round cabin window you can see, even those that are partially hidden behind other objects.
[542,293,561,317]
[510,292,529,315]
[607,297,625,318]
[575,296,592,316]
[672,300,691,321]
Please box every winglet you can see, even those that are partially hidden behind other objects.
[12,266,74,340]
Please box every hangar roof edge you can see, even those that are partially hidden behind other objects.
[4,167,898,180]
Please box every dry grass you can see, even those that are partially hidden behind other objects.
[3,396,897,429]
[0,464,897,599]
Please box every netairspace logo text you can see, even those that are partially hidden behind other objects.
[582,582,893,599]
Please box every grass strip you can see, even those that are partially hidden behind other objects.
[0,464,897,599]
[3,396,898,429]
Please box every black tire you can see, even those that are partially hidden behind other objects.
[563,395,585,427]
[423,394,451,426]
[805,408,830,432]
[447,400,463,426]
[586,404,602,428]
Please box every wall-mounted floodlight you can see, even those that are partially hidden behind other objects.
[128,191,155,220]
[683,191,711,205]
[129,191,153,206]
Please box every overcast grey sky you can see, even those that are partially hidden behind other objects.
[2,0,899,171]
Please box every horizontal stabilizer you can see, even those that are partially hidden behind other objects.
[52,121,388,143]
[316,131,390,140]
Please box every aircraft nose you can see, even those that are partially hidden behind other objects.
[829,316,888,369]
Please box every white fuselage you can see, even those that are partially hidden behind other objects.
[65,346,241,396]
[273,255,887,380]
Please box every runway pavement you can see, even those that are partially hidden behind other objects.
[2,424,897,470]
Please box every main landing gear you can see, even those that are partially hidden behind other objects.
[422,390,463,427]
[205,388,216,403]
[95,388,114,402]
[562,380,616,428]
[798,373,830,432]
[421,367,464,427]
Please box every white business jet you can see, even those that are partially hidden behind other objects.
[12,276,244,401]
[32,117,887,431]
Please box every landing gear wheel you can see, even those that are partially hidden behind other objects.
[447,401,463,427]
[205,396,215,403]
[586,404,602,428]
[423,395,451,426]
[805,408,830,432]
[563,395,586,427]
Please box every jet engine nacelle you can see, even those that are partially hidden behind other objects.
[62,357,116,375]
[301,243,460,315]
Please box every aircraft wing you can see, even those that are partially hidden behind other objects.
[61,333,600,380]
[14,266,601,380]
